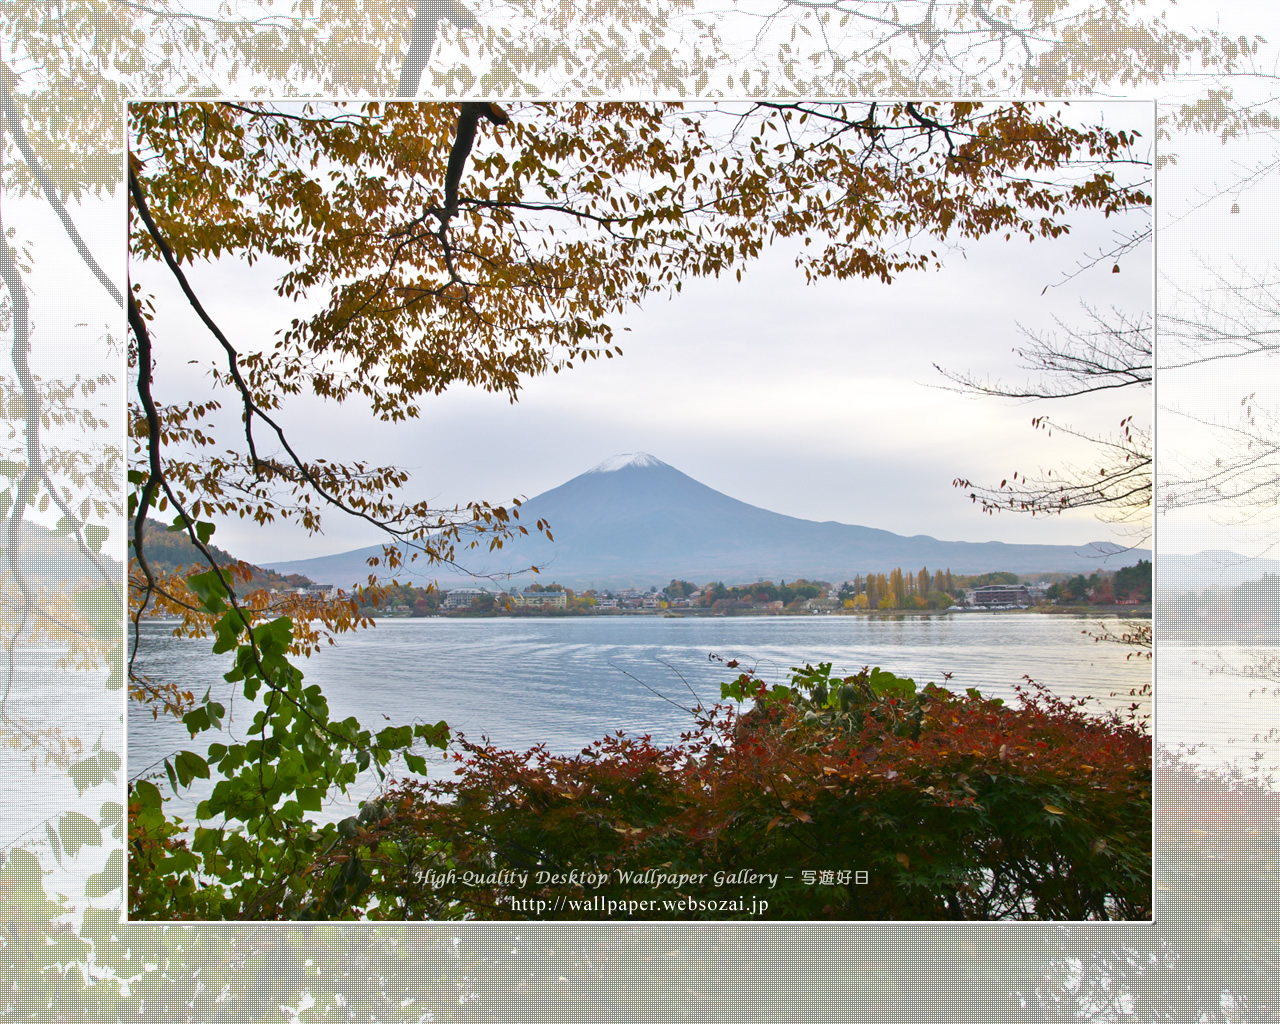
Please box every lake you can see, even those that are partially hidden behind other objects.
[127,612,1155,823]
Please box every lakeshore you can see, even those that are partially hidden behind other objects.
[363,603,1152,620]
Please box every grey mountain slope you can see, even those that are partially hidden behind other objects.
[264,453,1150,589]
[1157,550,1280,591]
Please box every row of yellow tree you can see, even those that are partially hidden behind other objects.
[841,567,957,611]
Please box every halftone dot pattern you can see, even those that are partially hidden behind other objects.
[2,1,1274,1019]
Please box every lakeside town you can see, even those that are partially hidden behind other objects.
[294,561,1153,619]
[130,517,1151,622]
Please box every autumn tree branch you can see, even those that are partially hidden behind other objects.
[397,0,479,98]
[128,136,539,627]
[0,64,122,308]
[129,163,264,473]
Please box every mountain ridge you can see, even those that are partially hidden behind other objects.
[262,453,1152,588]
[264,453,1151,589]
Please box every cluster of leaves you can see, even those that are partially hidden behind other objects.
[130,100,1150,411]
[127,563,448,922]
[311,661,1150,922]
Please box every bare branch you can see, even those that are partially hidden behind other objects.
[934,304,1151,400]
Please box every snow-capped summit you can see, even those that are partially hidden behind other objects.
[588,452,669,473]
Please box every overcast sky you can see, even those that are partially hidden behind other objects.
[119,100,1162,566]
[7,46,1272,571]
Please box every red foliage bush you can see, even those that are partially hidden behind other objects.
[321,665,1151,922]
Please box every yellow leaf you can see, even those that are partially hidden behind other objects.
[895,853,910,869]
[1043,804,1066,815]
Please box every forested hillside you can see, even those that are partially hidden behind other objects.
[129,518,312,591]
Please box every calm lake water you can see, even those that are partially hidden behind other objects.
[128,613,1155,823]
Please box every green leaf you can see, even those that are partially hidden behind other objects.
[194,520,216,544]
[68,750,121,795]
[175,750,211,788]
[252,615,293,655]
[100,800,124,841]
[182,705,210,737]
[186,569,229,613]
[105,644,124,691]
[58,811,104,859]
[1,849,49,909]
[211,610,244,653]
[415,721,450,750]
[132,779,163,810]
[376,725,413,750]
[403,752,428,775]
[868,667,916,700]
[85,849,124,898]
[74,585,122,634]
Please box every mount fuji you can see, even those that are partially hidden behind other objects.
[263,452,1149,590]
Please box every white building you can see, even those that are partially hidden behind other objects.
[443,587,489,609]
[970,584,1032,608]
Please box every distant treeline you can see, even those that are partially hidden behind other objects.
[1159,573,1280,637]
[360,569,975,616]
[349,562,1154,618]
[1045,560,1151,605]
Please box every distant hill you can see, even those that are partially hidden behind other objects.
[1,520,119,588]
[130,518,313,590]
[264,453,1150,591]
[1157,550,1280,592]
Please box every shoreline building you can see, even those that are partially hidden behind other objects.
[443,587,490,610]
[970,584,1032,608]
[509,587,568,610]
